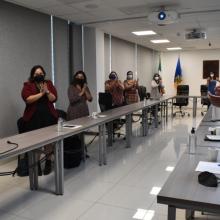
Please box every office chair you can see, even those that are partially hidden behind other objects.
[173,85,190,117]
[200,85,210,116]
[138,86,150,101]
[98,92,125,141]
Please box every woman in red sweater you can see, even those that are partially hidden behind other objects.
[22,65,58,175]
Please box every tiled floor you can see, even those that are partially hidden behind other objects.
[0,109,217,220]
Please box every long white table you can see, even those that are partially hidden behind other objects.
[157,105,220,220]
[0,95,173,196]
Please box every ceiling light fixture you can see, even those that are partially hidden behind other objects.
[150,187,161,195]
[132,31,157,36]
[151,39,170,44]
[167,47,182,50]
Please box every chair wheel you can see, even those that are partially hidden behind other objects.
[188,114,190,117]
[117,133,120,138]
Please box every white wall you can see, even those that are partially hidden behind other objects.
[160,49,220,96]
[137,45,155,92]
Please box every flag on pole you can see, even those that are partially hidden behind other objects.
[158,54,162,74]
[174,57,182,86]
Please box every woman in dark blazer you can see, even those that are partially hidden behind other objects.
[21,65,58,175]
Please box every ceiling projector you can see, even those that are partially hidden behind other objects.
[185,30,207,40]
[148,10,179,26]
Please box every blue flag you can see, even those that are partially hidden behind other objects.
[174,57,182,86]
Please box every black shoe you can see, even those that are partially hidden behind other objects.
[38,162,42,176]
[43,160,52,175]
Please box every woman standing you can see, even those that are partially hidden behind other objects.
[22,65,58,175]
[150,73,164,99]
[124,71,139,104]
[105,71,124,107]
[67,71,92,120]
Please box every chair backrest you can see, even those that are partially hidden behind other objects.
[177,85,189,95]
[17,117,26,134]
[138,86,147,101]
[200,85,210,105]
[98,92,113,112]
[176,85,189,106]
[56,109,67,120]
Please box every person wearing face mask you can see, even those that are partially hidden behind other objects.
[207,72,219,95]
[124,71,139,104]
[150,73,164,99]
[21,65,58,175]
[67,70,92,121]
[105,71,124,107]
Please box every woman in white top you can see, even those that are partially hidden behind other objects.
[150,73,164,99]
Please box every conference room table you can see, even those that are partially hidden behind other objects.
[0,95,172,196]
[157,106,220,220]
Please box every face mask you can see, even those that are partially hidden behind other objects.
[109,74,117,80]
[75,78,85,86]
[155,76,159,80]
[34,75,45,83]
[211,74,214,78]
[127,75,133,80]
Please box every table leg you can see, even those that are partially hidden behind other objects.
[102,124,107,165]
[98,125,103,166]
[126,114,132,148]
[142,108,148,136]
[54,140,64,195]
[107,122,113,147]
[185,209,194,220]
[193,97,197,118]
[166,100,168,122]
[80,133,86,162]
[168,205,176,220]
[155,104,158,128]
[28,151,38,190]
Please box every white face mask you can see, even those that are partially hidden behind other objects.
[155,76,159,80]
[210,74,214,78]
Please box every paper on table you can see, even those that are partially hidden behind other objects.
[62,124,82,129]
[195,161,220,174]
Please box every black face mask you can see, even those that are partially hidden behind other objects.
[34,75,45,83]
[75,78,85,87]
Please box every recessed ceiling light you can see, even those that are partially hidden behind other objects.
[132,31,157,36]
[150,187,161,195]
[144,210,155,220]
[167,47,182,50]
[151,39,170,44]
[133,209,148,219]
[165,166,175,172]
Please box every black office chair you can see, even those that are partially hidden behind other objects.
[98,92,125,141]
[138,86,150,101]
[200,85,210,116]
[173,85,190,117]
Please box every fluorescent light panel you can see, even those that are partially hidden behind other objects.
[132,30,156,36]
[150,187,161,195]
[133,209,155,220]
[166,166,175,172]
[133,209,148,219]
[167,47,182,50]
[151,39,170,43]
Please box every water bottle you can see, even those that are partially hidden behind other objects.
[57,117,63,132]
[188,127,197,154]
